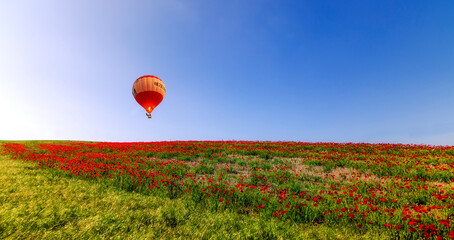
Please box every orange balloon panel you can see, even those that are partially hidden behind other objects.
[132,75,166,113]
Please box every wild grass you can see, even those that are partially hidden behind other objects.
[0,153,382,240]
[3,140,454,239]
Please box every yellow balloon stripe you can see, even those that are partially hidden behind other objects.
[132,76,166,98]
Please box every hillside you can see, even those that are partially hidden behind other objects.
[1,141,454,239]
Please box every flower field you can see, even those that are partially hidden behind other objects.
[2,141,454,239]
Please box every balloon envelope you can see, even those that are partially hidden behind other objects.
[132,75,166,113]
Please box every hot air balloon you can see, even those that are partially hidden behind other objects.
[132,75,166,118]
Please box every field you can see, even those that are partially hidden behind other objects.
[1,141,454,239]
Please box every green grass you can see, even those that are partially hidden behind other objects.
[0,153,390,239]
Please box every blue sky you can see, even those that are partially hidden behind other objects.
[1,1,453,145]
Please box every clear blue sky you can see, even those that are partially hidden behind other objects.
[1,1,453,145]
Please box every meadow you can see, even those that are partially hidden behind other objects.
[1,141,454,239]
